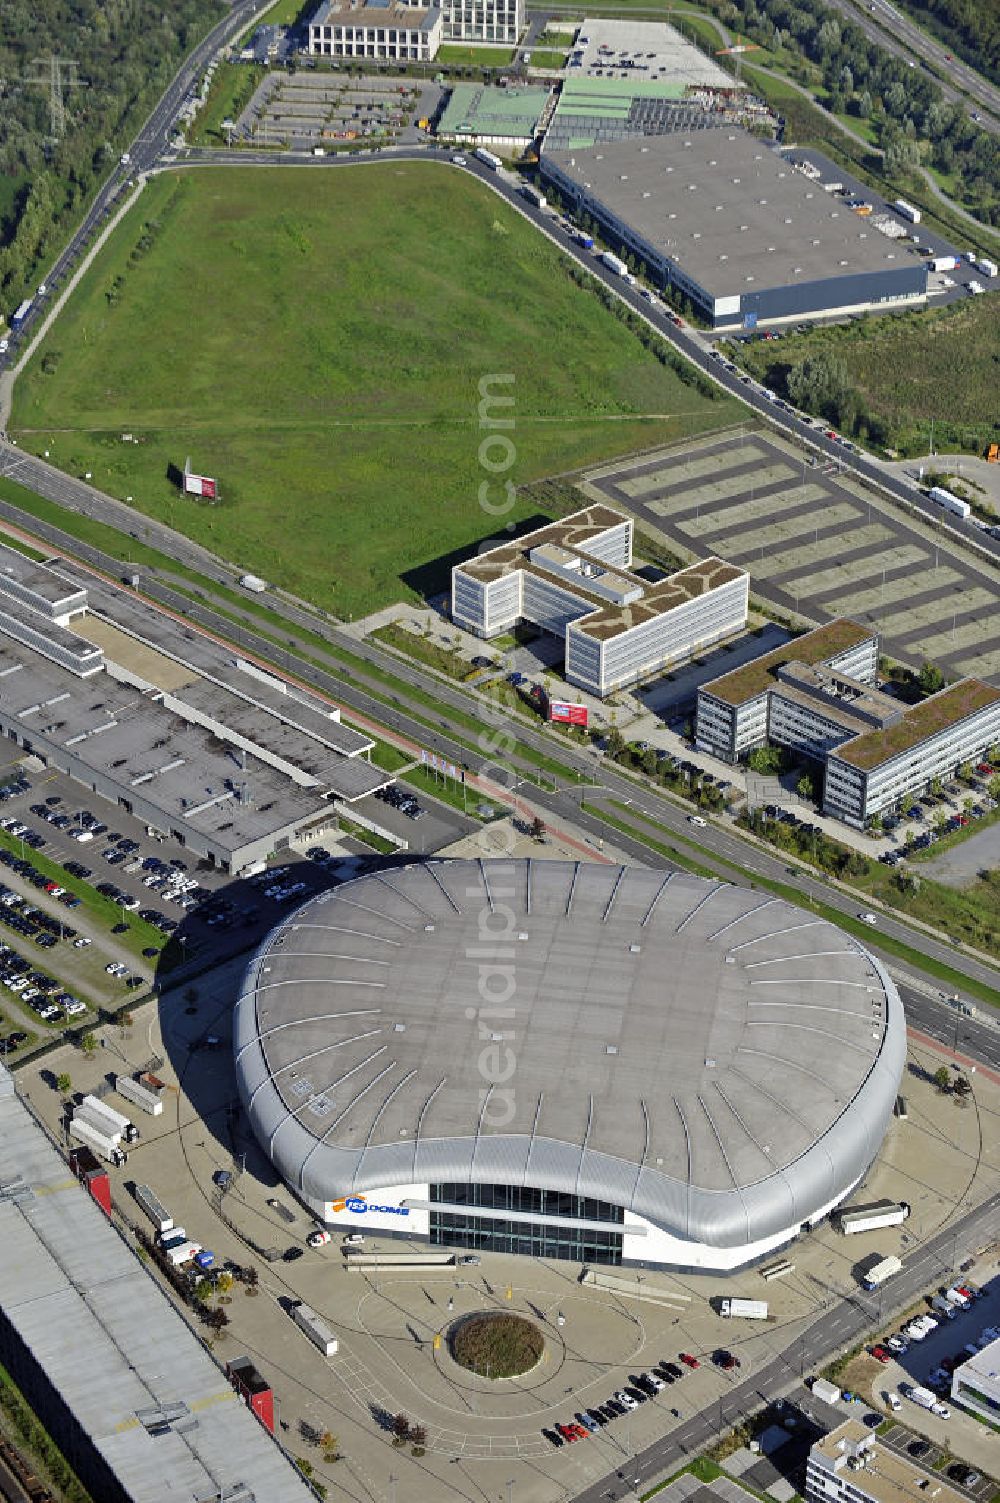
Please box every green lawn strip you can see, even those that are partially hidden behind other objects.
[0,1358,94,1503]
[11,164,737,618]
[402,763,496,819]
[338,817,396,854]
[189,62,265,146]
[436,45,515,65]
[359,735,414,773]
[592,798,1000,1009]
[0,829,168,963]
[528,50,569,68]
[257,0,309,21]
[581,799,718,876]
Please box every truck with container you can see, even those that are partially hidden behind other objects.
[239,574,268,593]
[908,1385,950,1417]
[520,183,547,209]
[11,299,32,325]
[862,1254,902,1290]
[165,1240,201,1267]
[574,231,595,250]
[474,147,501,172]
[133,1183,173,1234]
[979,258,998,278]
[290,1301,338,1356]
[600,250,628,276]
[834,1200,910,1235]
[68,1111,127,1167]
[81,1094,139,1143]
[928,485,971,519]
[720,1298,769,1320]
[116,1072,165,1117]
[894,198,921,224]
[929,255,957,272]
[811,1378,842,1405]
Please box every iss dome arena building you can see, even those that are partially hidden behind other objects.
[234,859,905,1272]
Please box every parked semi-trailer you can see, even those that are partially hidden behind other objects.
[116,1073,165,1117]
[133,1183,173,1234]
[834,1200,910,1235]
[600,251,627,276]
[290,1301,338,1356]
[474,147,501,171]
[862,1254,902,1290]
[68,1111,127,1167]
[520,183,547,209]
[81,1094,139,1143]
[894,198,921,224]
[928,485,972,519]
[929,255,957,272]
[720,1298,769,1320]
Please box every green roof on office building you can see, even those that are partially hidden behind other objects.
[438,84,552,139]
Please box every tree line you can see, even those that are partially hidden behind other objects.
[712,0,1000,225]
[0,0,225,316]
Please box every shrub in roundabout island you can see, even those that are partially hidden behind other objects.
[449,1312,544,1378]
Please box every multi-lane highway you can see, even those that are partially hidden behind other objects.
[573,1189,1000,1503]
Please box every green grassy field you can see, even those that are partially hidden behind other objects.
[735,301,1000,456]
[11,164,739,618]
[436,44,515,65]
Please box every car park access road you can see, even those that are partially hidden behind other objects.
[571,1190,1000,1503]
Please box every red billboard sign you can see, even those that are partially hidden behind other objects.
[183,457,218,499]
[549,700,589,728]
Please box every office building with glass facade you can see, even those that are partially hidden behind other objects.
[236,859,905,1272]
[452,506,748,699]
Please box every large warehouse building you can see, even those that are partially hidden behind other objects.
[540,131,928,327]
[236,859,906,1272]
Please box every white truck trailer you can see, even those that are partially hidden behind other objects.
[290,1301,338,1356]
[81,1094,139,1143]
[862,1254,902,1290]
[908,1385,950,1417]
[520,183,547,209]
[894,198,921,224]
[599,250,627,276]
[929,254,958,272]
[474,147,501,171]
[928,485,971,519]
[239,574,268,593]
[115,1073,165,1117]
[834,1199,910,1235]
[720,1298,769,1320]
[133,1183,173,1234]
[68,1110,127,1167]
[811,1378,842,1405]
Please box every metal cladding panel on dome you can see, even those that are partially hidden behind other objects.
[236,859,906,1250]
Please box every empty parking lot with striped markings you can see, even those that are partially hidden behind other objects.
[582,433,1000,685]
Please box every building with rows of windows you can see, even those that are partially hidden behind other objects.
[451,505,748,698]
[236,859,905,1273]
[307,0,522,53]
[696,619,1000,827]
[806,1422,967,1503]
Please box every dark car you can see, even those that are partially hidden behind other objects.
[142,946,160,958]
[542,1428,564,1448]
[282,1246,305,1262]
[663,1362,683,1379]
[908,1440,931,1458]
[713,1350,737,1370]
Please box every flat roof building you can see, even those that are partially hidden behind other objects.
[950,1335,1000,1423]
[0,1063,315,1503]
[0,541,87,624]
[697,619,1000,826]
[452,505,747,697]
[308,0,522,46]
[308,1,443,61]
[438,84,553,146]
[540,131,928,327]
[807,1421,968,1503]
[568,17,743,92]
[237,859,905,1271]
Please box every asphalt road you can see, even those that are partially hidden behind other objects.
[818,0,1000,132]
[572,1190,1000,1503]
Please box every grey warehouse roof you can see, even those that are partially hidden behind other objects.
[235,859,905,1249]
[0,1065,315,1503]
[543,132,924,296]
[0,541,87,616]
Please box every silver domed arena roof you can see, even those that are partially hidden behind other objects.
[234,859,905,1249]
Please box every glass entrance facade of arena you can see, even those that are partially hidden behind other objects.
[428,1183,625,1263]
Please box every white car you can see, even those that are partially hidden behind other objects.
[645,1372,666,1392]
[614,1389,639,1411]
[451,154,467,166]
[307,1229,332,1248]
[688,815,707,827]
[858,911,878,925]
[73,937,92,949]
[886,1335,908,1353]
